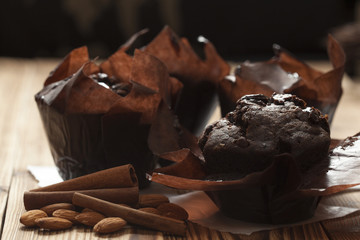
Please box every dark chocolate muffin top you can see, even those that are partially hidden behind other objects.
[198,93,331,178]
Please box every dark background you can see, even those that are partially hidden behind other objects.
[0,0,356,64]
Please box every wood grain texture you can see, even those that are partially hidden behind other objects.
[321,191,360,240]
[0,58,56,235]
[1,58,360,239]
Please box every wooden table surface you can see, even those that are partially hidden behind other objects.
[0,57,360,239]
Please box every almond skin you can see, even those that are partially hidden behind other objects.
[81,208,95,213]
[157,203,189,221]
[138,194,169,208]
[75,211,105,227]
[93,217,127,233]
[20,210,48,227]
[52,209,79,223]
[40,203,75,216]
[35,217,73,230]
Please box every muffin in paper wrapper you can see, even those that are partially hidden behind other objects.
[144,26,230,135]
[118,26,230,135]
[35,46,194,188]
[218,35,345,124]
[150,133,360,224]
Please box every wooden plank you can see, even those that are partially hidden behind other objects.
[0,190,8,234]
[0,58,57,233]
[1,171,35,240]
[321,191,360,239]
[0,58,27,232]
[258,223,329,240]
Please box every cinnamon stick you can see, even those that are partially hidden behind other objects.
[30,164,138,192]
[24,187,139,210]
[72,192,187,236]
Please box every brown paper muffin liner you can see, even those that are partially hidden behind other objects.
[35,46,195,188]
[144,26,230,134]
[218,35,345,124]
[116,26,230,135]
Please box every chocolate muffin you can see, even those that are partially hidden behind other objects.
[199,93,331,178]
[35,48,187,188]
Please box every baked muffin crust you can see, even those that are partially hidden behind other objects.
[199,93,330,177]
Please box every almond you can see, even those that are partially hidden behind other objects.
[75,211,105,226]
[138,194,169,208]
[81,208,95,213]
[20,209,48,227]
[35,217,73,230]
[40,203,75,216]
[157,203,189,221]
[52,209,79,223]
[93,217,127,233]
[138,207,161,215]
